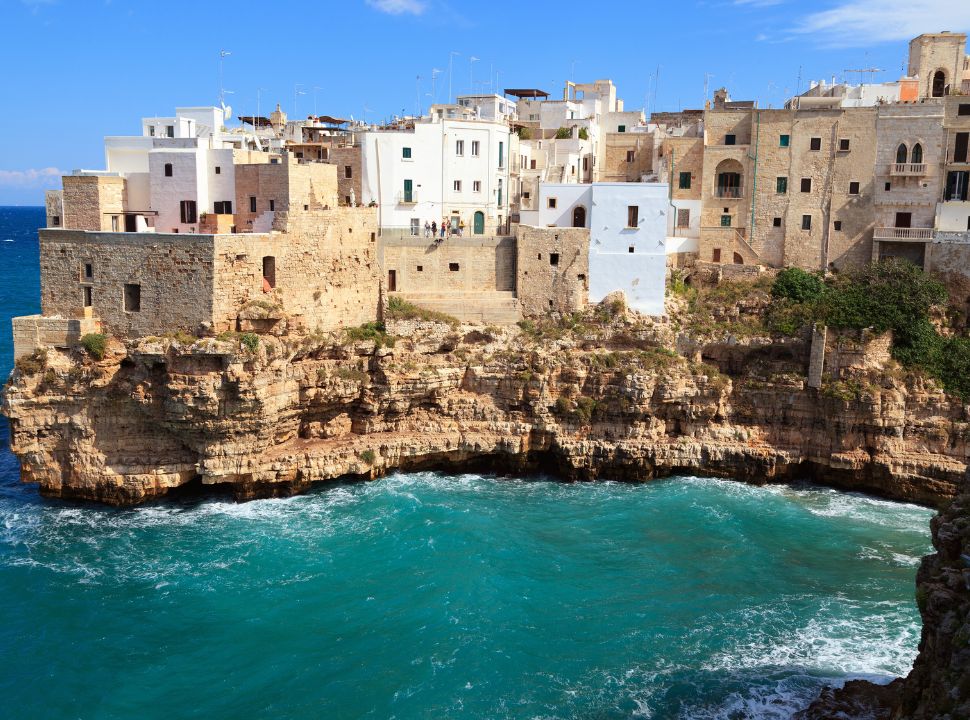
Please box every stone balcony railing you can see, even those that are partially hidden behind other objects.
[873,227,934,241]
[890,163,926,176]
[714,186,743,199]
[935,231,970,244]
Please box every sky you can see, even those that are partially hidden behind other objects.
[1,0,969,205]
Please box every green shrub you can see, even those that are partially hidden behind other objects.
[517,126,532,140]
[80,333,107,360]
[772,268,825,304]
[575,396,597,423]
[240,333,259,353]
[15,348,47,375]
[578,127,589,140]
[555,127,572,139]
[360,449,377,465]
[345,322,396,348]
[386,296,459,326]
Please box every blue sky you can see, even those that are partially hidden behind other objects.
[2,0,969,205]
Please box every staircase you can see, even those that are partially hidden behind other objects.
[392,291,522,325]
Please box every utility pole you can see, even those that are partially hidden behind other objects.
[294,83,306,118]
[432,68,442,105]
[219,49,231,107]
[449,51,460,103]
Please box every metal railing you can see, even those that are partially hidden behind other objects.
[714,186,743,199]
[396,191,419,205]
[890,163,926,176]
[873,227,934,240]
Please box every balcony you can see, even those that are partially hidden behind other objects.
[714,186,743,199]
[889,163,926,176]
[396,191,418,205]
[873,227,934,241]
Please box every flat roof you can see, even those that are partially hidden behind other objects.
[504,88,549,99]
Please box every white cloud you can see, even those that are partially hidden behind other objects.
[0,168,63,188]
[365,0,426,15]
[795,0,970,46]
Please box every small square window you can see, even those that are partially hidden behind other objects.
[416,265,423,272]
[626,150,635,162]
[344,166,352,178]
[402,147,412,159]
[885,182,891,191]
[215,166,221,174]
[449,263,460,272]
[51,215,60,227]
[834,221,843,231]
[779,134,790,147]
[548,198,557,209]
[550,253,560,266]
[810,137,822,151]
[772,217,782,227]
[679,172,691,189]
[801,178,812,193]
[839,138,850,151]
[453,180,462,192]
[725,134,736,146]
[958,104,970,116]
[802,215,812,230]
[720,215,732,227]
[848,181,860,195]
[628,246,635,253]
[617,125,626,133]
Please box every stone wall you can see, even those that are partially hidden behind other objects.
[62,176,126,231]
[516,226,589,316]
[39,229,216,337]
[600,133,654,182]
[234,155,339,233]
[329,146,362,206]
[12,314,100,361]
[380,236,516,295]
[664,136,704,202]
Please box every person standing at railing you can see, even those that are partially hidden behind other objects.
[424,221,431,238]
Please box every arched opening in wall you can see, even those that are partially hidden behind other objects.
[733,252,744,265]
[262,256,276,292]
[911,143,923,164]
[895,144,908,164]
[932,70,946,97]
[714,159,744,198]
[572,205,586,227]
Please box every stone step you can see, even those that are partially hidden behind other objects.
[393,292,522,325]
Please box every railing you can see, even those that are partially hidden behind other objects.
[714,186,743,199]
[396,191,418,205]
[935,231,970,244]
[873,227,934,240]
[890,163,926,176]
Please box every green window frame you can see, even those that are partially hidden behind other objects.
[678,171,691,189]
[402,147,412,159]
[776,177,788,194]
[618,125,626,133]
[779,134,790,147]
[720,214,732,227]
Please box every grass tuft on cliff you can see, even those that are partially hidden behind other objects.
[15,348,48,375]
[345,322,396,349]
[386,296,460,327]
[80,333,107,361]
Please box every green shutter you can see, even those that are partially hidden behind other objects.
[618,125,626,133]
[679,172,691,189]
[780,135,790,147]
[402,147,412,159]
[403,179,413,202]
[776,177,788,194]
[720,215,732,227]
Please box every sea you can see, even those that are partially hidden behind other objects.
[0,206,934,719]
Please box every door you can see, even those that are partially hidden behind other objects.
[955,133,969,163]
[895,212,912,228]
[403,179,413,203]
[572,205,586,227]
[124,214,137,232]
[473,211,485,235]
[410,218,420,236]
[387,269,397,292]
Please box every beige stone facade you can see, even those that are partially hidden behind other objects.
[234,156,339,232]
[62,176,126,232]
[515,226,589,316]
[600,133,654,182]
[379,236,516,295]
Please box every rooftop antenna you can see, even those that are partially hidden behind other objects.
[431,68,442,105]
[312,86,323,117]
[294,83,306,118]
[653,64,661,113]
[416,75,422,116]
[704,73,714,106]
[256,87,268,125]
[219,49,231,107]
[469,56,479,95]
[843,67,883,84]
[796,65,803,95]
[448,51,460,104]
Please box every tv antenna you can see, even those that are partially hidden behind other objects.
[843,67,883,84]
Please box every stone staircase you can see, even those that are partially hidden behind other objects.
[392,291,522,325]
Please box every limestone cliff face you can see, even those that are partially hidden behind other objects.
[4,315,966,508]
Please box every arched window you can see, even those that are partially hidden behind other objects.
[895,144,908,164]
[733,252,744,265]
[932,70,946,98]
[164,163,173,177]
[911,143,923,164]
[572,205,586,227]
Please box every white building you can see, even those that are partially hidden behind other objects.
[520,182,680,315]
[456,94,517,122]
[360,108,512,236]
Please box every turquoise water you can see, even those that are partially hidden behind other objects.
[0,208,934,719]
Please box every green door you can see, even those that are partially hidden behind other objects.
[403,179,413,203]
[473,211,485,235]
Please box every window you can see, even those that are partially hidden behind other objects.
[214,201,232,214]
[180,200,197,223]
[627,205,639,227]
[473,181,481,192]
[471,140,480,156]
[810,137,821,151]
[344,166,352,178]
[456,140,464,156]
[720,214,732,227]
[402,147,412,159]
[149,126,155,137]
[498,141,504,167]
[111,215,119,232]
[249,196,257,213]
[848,181,860,195]
[215,166,223,176]
[523,191,530,200]
[959,104,970,117]
[679,172,691,189]
[449,263,460,272]
[932,71,946,98]
[269,199,275,211]
[617,125,626,133]
[834,221,843,231]
[839,138,851,151]
[453,180,462,192]
[626,150,636,163]
[166,125,174,138]
[772,217,782,227]
[262,256,276,290]
[628,246,635,253]
[83,286,92,308]
[548,198,557,209]
[530,159,537,169]
[779,134,790,147]
[885,182,891,191]
[713,248,721,262]
[416,265,423,272]
[896,144,908,164]
[84,263,93,280]
[801,214,812,230]
[800,178,812,193]
[725,134,736,146]
[912,143,923,164]
[51,215,60,227]
[123,283,141,312]
[164,163,173,177]
[776,177,788,194]
[676,208,690,227]
[403,179,414,202]
[550,253,560,266]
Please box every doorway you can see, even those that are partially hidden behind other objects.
[572,205,586,227]
[473,211,485,235]
[895,212,912,228]
[387,269,397,292]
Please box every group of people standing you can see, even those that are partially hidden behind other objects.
[424,218,465,242]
